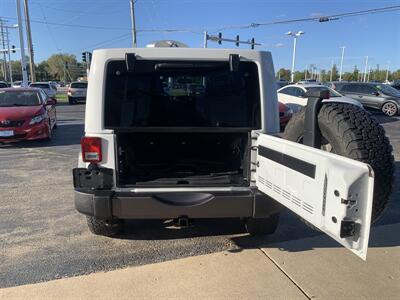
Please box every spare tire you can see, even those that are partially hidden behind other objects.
[283,103,394,222]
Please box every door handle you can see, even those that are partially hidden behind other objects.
[358,95,363,98]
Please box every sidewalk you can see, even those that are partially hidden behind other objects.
[0,249,306,300]
[1,223,399,299]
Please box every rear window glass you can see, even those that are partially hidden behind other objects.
[70,82,87,88]
[30,83,50,89]
[0,91,40,107]
[341,84,359,93]
[104,60,261,128]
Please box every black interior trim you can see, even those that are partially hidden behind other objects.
[108,127,254,132]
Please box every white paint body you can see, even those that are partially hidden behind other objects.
[81,48,374,259]
[278,83,363,113]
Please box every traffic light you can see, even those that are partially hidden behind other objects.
[218,33,222,45]
[11,45,16,53]
[235,35,240,47]
[82,52,87,62]
[88,52,92,64]
[65,61,69,70]
[251,38,255,50]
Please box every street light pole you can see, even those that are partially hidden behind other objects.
[339,46,345,81]
[385,62,390,82]
[363,56,369,82]
[286,31,304,83]
[129,0,137,47]
[290,36,297,82]
[15,0,28,87]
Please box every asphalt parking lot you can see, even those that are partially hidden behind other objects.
[0,104,399,288]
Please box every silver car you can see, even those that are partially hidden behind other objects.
[29,82,57,98]
[333,82,400,116]
[68,81,87,105]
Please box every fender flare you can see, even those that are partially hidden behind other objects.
[322,98,363,109]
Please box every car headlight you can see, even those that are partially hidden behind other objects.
[29,114,46,125]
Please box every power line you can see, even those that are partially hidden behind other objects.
[1,4,399,34]
[214,5,400,31]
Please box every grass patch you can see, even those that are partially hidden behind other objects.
[56,93,68,103]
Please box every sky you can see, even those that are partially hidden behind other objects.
[1,0,400,73]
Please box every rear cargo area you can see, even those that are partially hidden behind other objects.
[116,132,250,187]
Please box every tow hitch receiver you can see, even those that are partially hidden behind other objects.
[340,220,357,238]
[174,216,191,228]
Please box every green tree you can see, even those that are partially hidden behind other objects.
[328,64,339,81]
[46,53,79,81]
[276,68,291,81]
[320,69,327,82]
[36,61,51,81]
[294,71,304,82]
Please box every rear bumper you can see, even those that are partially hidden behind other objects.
[74,189,282,220]
[68,96,86,102]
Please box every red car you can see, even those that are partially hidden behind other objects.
[279,101,293,127]
[0,88,57,143]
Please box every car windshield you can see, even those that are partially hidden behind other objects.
[104,60,261,128]
[71,82,87,89]
[30,83,50,89]
[305,86,342,97]
[0,91,41,107]
[375,84,400,97]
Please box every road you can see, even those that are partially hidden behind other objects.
[0,104,399,288]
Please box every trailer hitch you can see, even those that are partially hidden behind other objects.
[302,89,330,149]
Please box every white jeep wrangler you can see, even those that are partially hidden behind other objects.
[73,48,393,259]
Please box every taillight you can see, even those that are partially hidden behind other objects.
[81,137,102,163]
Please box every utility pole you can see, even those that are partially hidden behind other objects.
[16,0,28,86]
[339,46,345,81]
[363,56,368,82]
[5,26,13,85]
[129,0,137,47]
[23,0,36,82]
[367,66,371,82]
[305,65,308,80]
[330,60,334,82]
[0,19,8,82]
[203,31,208,48]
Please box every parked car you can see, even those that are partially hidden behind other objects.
[0,81,10,88]
[279,102,292,127]
[333,82,400,116]
[72,48,394,259]
[68,81,88,104]
[391,81,400,91]
[297,79,321,85]
[29,82,57,98]
[0,88,57,143]
[277,83,362,113]
[276,80,289,89]
[12,81,22,88]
